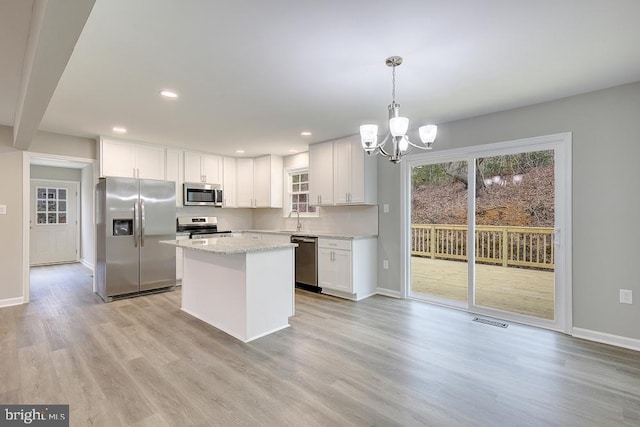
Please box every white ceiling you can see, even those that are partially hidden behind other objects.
[4,0,640,157]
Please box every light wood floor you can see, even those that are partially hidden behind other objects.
[412,257,555,319]
[1,263,639,426]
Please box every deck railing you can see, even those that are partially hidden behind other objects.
[411,224,555,270]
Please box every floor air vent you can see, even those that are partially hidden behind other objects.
[472,317,508,328]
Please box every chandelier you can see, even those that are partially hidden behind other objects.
[360,56,437,163]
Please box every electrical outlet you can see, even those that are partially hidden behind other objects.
[383,204,390,213]
[383,260,389,269]
[620,289,633,304]
[0,204,6,215]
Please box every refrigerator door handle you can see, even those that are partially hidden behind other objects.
[133,201,139,247]
[140,200,145,247]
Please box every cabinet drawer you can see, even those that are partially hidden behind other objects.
[318,238,351,251]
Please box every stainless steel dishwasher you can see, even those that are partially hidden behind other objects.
[291,235,319,291]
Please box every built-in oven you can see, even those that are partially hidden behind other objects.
[183,182,223,206]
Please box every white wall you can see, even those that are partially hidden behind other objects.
[377,81,640,341]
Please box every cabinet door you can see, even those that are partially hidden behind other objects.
[135,144,165,180]
[253,155,270,207]
[318,248,352,292]
[202,154,223,184]
[309,142,334,205]
[318,248,335,289]
[183,152,203,183]
[236,158,254,207]
[222,157,237,207]
[166,149,183,206]
[333,138,351,204]
[101,139,136,178]
[332,249,352,292]
[347,137,365,203]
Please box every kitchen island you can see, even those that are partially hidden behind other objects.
[161,237,296,342]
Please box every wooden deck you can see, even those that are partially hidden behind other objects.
[411,257,555,320]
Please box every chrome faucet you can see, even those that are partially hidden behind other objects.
[288,209,302,232]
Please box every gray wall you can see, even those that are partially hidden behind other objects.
[377,81,640,340]
[0,125,95,302]
[31,165,81,181]
[0,127,25,301]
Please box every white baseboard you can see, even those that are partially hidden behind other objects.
[0,296,25,308]
[375,288,402,298]
[572,327,640,352]
[80,258,95,271]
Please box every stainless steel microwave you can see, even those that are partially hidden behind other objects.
[183,182,223,206]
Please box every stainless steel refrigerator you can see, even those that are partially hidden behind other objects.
[96,177,176,301]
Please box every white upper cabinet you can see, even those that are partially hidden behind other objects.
[254,155,283,208]
[166,149,183,206]
[222,157,237,207]
[309,135,376,206]
[183,151,223,184]
[99,137,166,180]
[235,155,283,208]
[308,141,334,206]
[235,158,255,207]
[333,135,375,205]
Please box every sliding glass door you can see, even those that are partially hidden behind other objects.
[407,134,570,331]
[473,151,555,320]
[410,161,469,306]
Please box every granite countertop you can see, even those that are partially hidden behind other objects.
[240,230,378,240]
[160,237,297,254]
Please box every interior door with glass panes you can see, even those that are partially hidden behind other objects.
[30,180,79,265]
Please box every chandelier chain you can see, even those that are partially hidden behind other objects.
[391,65,396,103]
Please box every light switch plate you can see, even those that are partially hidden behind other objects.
[0,205,6,215]
[383,204,390,213]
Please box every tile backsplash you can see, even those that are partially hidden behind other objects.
[252,205,378,235]
[176,205,378,235]
[176,206,253,231]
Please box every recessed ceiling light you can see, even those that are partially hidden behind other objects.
[288,149,298,153]
[112,126,127,133]
[236,149,245,154]
[159,89,178,99]
[300,131,312,136]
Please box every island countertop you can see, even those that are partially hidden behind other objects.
[160,237,297,255]
[239,230,378,240]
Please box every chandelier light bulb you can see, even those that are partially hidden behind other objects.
[359,124,378,150]
[419,125,437,144]
[389,117,409,137]
[398,135,409,152]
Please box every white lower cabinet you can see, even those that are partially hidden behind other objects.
[318,237,377,301]
[318,246,351,293]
